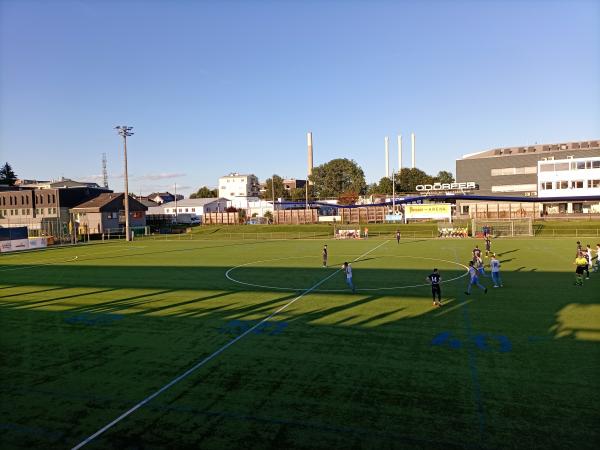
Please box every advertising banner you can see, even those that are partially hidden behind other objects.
[28,237,47,249]
[0,238,30,253]
[405,204,451,220]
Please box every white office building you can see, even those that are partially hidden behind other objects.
[538,156,600,213]
[218,173,260,200]
[538,157,600,197]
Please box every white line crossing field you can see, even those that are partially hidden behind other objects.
[70,240,390,449]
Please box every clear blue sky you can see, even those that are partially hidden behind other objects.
[1,0,599,196]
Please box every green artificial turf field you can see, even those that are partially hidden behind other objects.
[0,236,599,449]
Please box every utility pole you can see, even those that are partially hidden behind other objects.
[271,175,276,224]
[115,126,134,241]
[392,170,396,216]
[174,182,178,224]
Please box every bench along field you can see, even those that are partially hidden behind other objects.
[0,236,598,449]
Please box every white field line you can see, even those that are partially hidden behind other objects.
[70,240,389,449]
[0,246,149,272]
[226,254,469,292]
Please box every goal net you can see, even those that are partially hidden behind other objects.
[471,218,532,237]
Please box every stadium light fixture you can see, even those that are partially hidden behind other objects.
[115,125,134,241]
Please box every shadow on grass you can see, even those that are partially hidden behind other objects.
[0,262,599,450]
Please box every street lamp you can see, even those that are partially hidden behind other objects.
[115,125,134,241]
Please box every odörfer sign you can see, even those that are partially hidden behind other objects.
[415,182,477,191]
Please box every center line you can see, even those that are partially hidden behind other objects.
[71,240,389,449]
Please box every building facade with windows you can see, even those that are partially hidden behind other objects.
[218,173,260,200]
[455,139,600,217]
[155,198,229,217]
[0,186,110,236]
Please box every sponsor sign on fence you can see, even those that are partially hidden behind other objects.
[405,204,452,220]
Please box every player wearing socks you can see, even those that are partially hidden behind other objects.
[427,268,442,307]
[465,261,487,295]
[342,262,355,293]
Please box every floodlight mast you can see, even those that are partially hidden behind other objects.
[115,126,134,241]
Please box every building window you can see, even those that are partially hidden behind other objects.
[491,166,536,176]
[556,181,569,190]
[541,182,553,190]
[572,181,584,189]
[132,211,143,219]
[185,208,188,212]
[191,208,195,212]
[588,179,600,188]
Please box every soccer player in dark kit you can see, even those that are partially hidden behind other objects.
[427,268,442,307]
[322,245,328,267]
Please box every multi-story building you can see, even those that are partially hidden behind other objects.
[537,156,600,213]
[0,186,110,237]
[218,173,260,200]
[455,139,600,217]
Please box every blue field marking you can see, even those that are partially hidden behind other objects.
[432,331,512,353]
[218,319,288,336]
[430,331,462,349]
[64,313,124,326]
[461,305,486,442]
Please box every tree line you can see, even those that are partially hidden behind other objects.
[190,158,453,205]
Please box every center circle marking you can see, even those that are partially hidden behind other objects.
[225,255,470,292]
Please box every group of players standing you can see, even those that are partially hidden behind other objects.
[573,241,599,286]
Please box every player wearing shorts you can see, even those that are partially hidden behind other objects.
[342,262,355,293]
[475,256,488,277]
[490,253,503,287]
[574,252,587,286]
[465,261,487,295]
[322,245,328,267]
[485,237,492,257]
[396,230,401,244]
[427,268,442,307]
[472,245,482,262]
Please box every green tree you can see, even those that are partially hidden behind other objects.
[434,171,455,184]
[0,162,17,186]
[396,168,434,192]
[309,158,366,199]
[190,186,217,199]
[261,175,287,201]
[376,177,394,195]
[289,187,307,201]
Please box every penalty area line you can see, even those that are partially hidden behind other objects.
[70,240,389,449]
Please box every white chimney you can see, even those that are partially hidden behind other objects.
[411,132,416,169]
[307,132,313,184]
[384,136,390,178]
[397,135,402,170]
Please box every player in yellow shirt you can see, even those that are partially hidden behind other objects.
[574,252,587,286]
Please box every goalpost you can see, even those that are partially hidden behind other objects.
[471,218,533,238]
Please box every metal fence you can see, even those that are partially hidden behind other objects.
[534,228,600,237]
[137,230,438,241]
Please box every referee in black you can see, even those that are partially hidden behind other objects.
[427,268,442,307]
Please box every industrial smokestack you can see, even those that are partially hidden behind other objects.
[397,135,402,170]
[411,132,416,169]
[307,132,313,184]
[384,136,390,178]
